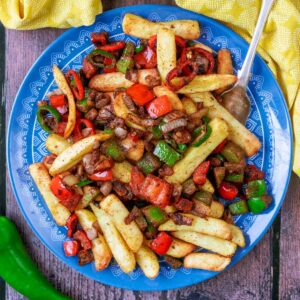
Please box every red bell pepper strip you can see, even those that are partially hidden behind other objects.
[130,166,145,197]
[133,46,157,69]
[146,95,172,119]
[73,119,96,141]
[180,47,215,74]
[66,214,78,238]
[88,169,113,181]
[98,41,126,52]
[126,83,155,106]
[73,229,92,250]
[83,56,98,79]
[63,240,80,257]
[193,161,210,185]
[66,70,85,100]
[213,139,227,154]
[139,174,173,208]
[165,60,198,92]
[218,182,238,200]
[50,175,73,202]
[91,32,108,47]
[150,232,173,255]
[49,94,65,108]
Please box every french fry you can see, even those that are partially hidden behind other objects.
[164,205,177,214]
[29,163,70,226]
[153,86,183,111]
[112,161,132,183]
[135,244,160,279]
[53,65,76,139]
[158,214,232,240]
[122,14,200,40]
[89,72,133,92]
[182,97,197,114]
[188,92,261,156]
[112,93,146,131]
[166,238,196,258]
[199,178,215,194]
[184,253,231,271]
[46,134,71,155]
[75,209,97,233]
[209,200,224,219]
[228,224,246,247]
[177,74,237,94]
[172,231,237,257]
[100,194,143,252]
[157,28,176,82]
[49,133,112,176]
[215,49,234,95]
[137,69,161,87]
[165,118,229,184]
[90,204,136,273]
[92,235,113,271]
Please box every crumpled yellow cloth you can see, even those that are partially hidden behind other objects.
[176,0,300,176]
[0,0,102,29]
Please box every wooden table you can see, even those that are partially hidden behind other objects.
[1,0,300,299]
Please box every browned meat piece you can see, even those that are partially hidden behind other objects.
[85,108,98,121]
[210,157,222,167]
[107,117,125,129]
[122,93,137,112]
[97,104,115,121]
[99,181,113,196]
[113,181,133,201]
[125,206,140,224]
[126,113,159,127]
[144,73,161,88]
[95,93,111,109]
[82,149,99,174]
[158,164,174,177]
[224,162,245,174]
[125,69,138,83]
[42,154,57,169]
[78,250,94,266]
[182,179,197,196]
[172,129,191,144]
[172,184,183,202]
[169,213,193,225]
[164,255,183,269]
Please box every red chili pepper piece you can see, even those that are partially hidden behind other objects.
[174,198,194,212]
[150,232,173,255]
[99,41,126,52]
[134,46,157,69]
[73,229,92,250]
[218,182,238,200]
[63,240,80,256]
[50,94,65,108]
[103,56,117,73]
[212,139,227,154]
[88,169,113,181]
[50,175,73,202]
[130,166,145,197]
[66,70,85,100]
[126,83,155,106]
[83,56,98,79]
[193,161,210,185]
[66,214,78,238]
[146,95,172,118]
[165,60,198,92]
[91,32,108,47]
[73,119,96,142]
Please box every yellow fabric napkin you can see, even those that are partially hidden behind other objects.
[176,0,300,176]
[0,0,102,29]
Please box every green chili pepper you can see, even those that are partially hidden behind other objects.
[152,125,163,139]
[103,128,114,134]
[37,105,61,133]
[192,126,204,138]
[247,197,267,214]
[202,116,211,126]
[221,141,246,163]
[193,191,213,206]
[228,200,249,215]
[77,180,93,187]
[142,206,167,227]
[192,125,212,147]
[225,173,244,183]
[135,44,145,53]
[246,180,266,199]
[153,141,181,167]
[0,217,70,300]
[102,140,125,162]
[215,154,225,163]
[177,143,187,153]
[88,49,116,68]
[117,42,135,73]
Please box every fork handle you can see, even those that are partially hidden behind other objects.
[237,0,275,88]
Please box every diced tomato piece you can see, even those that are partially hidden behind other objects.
[140,175,173,208]
[50,175,73,202]
[126,83,155,106]
[50,94,65,108]
[174,198,194,212]
[99,41,125,52]
[56,122,67,136]
[218,182,238,200]
[212,139,227,154]
[134,46,157,69]
[193,161,210,185]
[146,95,172,118]
[63,240,80,256]
[83,56,97,79]
[150,232,173,255]
[66,214,78,238]
[88,169,113,181]
[73,229,92,250]
[130,167,145,197]
[59,193,82,211]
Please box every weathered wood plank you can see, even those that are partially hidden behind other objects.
[279,174,300,300]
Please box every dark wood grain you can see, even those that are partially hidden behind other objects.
[3,1,300,299]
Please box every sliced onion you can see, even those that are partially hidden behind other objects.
[161,118,187,133]
[62,174,80,186]
[82,127,93,138]
[115,127,128,139]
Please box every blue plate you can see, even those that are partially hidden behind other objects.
[7,4,293,291]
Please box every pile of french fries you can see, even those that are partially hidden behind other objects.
[28,14,263,279]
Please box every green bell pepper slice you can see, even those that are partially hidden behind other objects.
[103,140,125,162]
[246,180,266,199]
[153,141,181,167]
[225,173,244,183]
[193,191,213,206]
[152,124,163,139]
[37,105,61,133]
[177,143,187,153]
[77,179,93,187]
[142,205,167,227]
[135,44,145,53]
[247,197,267,214]
[137,152,161,175]
[117,42,135,73]
[0,217,70,300]
[228,200,249,215]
